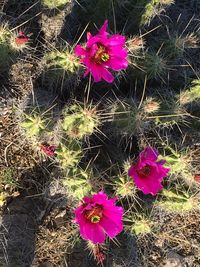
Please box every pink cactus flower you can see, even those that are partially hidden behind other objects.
[40,144,56,157]
[128,147,170,196]
[74,192,123,244]
[74,20,128,83]
[15,31,29,45]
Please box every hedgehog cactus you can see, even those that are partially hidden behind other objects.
[140,0,174,26]
[0,24,12,70]
[114,174,135,198]
[125,213,152,236]
[163,146,188,173]
[114,161,136,198]
[56,141,82,169]
[0,24,29,70]
[164,33,198,58]
[140,0,160,26]
[142,97,160,114]
[20,113,47,139]
[41,0,71,9]
[62,103,99,139]
[153,95,188,127]
[127,36,145,54]
[63,168,93,200]
[44,49,80,76]
[158,189,198,212]
[162,146,194,185]
[143,51,168,81]
[111,99,139,136]
[179,79,200,105]
[111,98,154,136]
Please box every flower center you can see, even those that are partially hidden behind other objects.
[84,204,103,223]
[101,53,109,62]
[91,215,101,223]
[93,45,109,64]
[137,165,151,178]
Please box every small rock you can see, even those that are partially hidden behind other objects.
[162,252,184,267]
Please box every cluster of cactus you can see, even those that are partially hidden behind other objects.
[114,173,135,198]
[58,102,100,198]
[140,0,174,26]
[143,51,168,81]
[179,79,200,105]
[109,94,187,135]
[157,189,199,212]
[61,103,99,139]
[153,95,188,128]
[0,24,12,70]
[42,48,81,86]
[113,161,136,198]
[62,167,93,199]
[163,32,198,58]
[110,99,142,136]
[56,141,82,169]
[2,1,200,266]
[20,112,47,140]
[125,212,152,236]
[19,101,100,201]
[162,144,195,186]
[0,24,29,71]
[41,0,71,9]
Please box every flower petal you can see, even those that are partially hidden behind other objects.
[84,69,90,78]
[74,45,86,56]
[128,165,135,177]
[101,68,114,83]
[87,32,92,41]
[109,46,128,59]
[90,64,103,82]
[80,222,106,244]
[90,43,98,57]
[140,147,158,162]
[99,20,108,36]
[87,35,106,48]
[108,57,128,71]
[107,35,126,46]
[100,214,123,239]
[136,178,163,195]
[93,191,108,204]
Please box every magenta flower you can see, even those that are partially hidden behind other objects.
[74,20,128,83]
[74,192,123,244]
[40,143,56,157]
[128,147,170,196]
[15,31,29,45]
